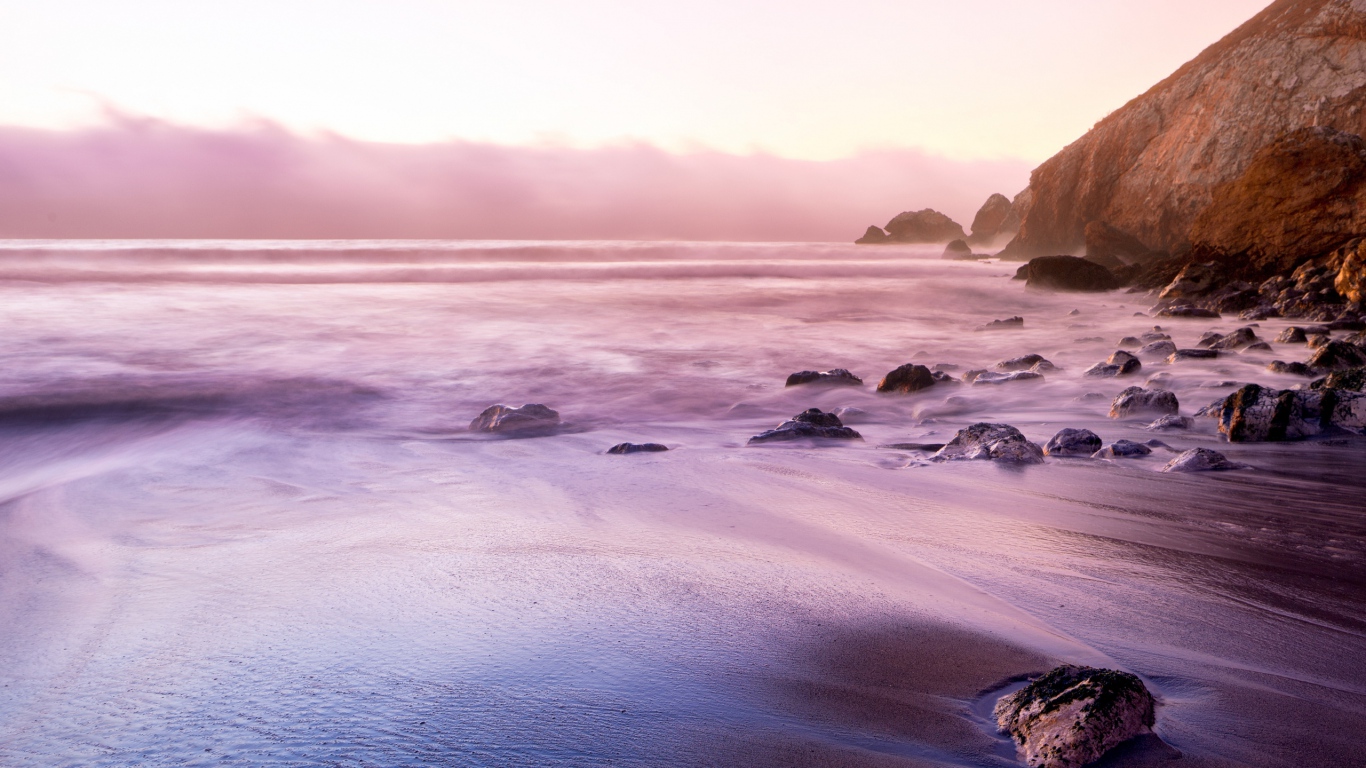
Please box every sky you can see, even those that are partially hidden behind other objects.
[0,0,1272,239]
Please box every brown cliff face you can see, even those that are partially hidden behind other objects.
[1190,127,1366,276]
[1002,0,1366,260]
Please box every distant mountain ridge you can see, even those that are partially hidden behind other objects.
[1000,0,1366,262]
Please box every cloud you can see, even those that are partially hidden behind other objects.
[0,117,1031,241]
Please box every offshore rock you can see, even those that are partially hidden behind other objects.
[748,409,863,444]
[943,239,977,260]
[1162,447,1246,473]
[786,369,864,387]
[994,665,1155,768]
[1044,428,1103,457]
[607,443,669,455]
[1093,440,1153,458]
[933,423,1044,464]
[883,209,967,243]
[855,225,889,245]
[1218,383,1366,441]
[1110,387,1180,419]
[999,1,1366,260]
[1020,256,1120,292]
[969,192,1018,245]
[877,364,937,394]
[470,403,561,434]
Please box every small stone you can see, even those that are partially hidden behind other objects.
[785,368,864,387]
[1267,360,1314,376]
[1243,341,1274,352]
[877,364,937,393]
[1135,340,1177,362]
[1139,330,1171,343]
[979,316,1025,331]
[1155,305,1221,319]
[1210,327,1260,350]
[1093,439,1153,458]
[971,371,1045,385]
[1162,447,1246,472]
[470,404,561,434]
[1084,350,1141,377]
[998,354,1055,372]
[1117,336,1142,348]
[748,409,863,444]
[1167,348,1219,362]
[1044,428,1103,457]
[607,443,669,454]
[994,665,1155,768]
[933,423,1044,464]
[1146,414,1193,431]
[1276,327,1308,344]
[1197,331,1225,348]
[1110,387,1180,419]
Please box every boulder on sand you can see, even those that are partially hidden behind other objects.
[877,364,937,394]
[933,423,1044,464]
[882,209,967,243]
[1217,383,1366,442]
[470,403,561,434]
[1162,447,1246,472]
[786,369,864,387]
[1044,428,1102,457]
[1019,255,1120,292]
[994,665,1156,768]
[748,408,863,444]
[1110,387,1179,419]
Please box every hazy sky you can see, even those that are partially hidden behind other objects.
[1,0,1269,161]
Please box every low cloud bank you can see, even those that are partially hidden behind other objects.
[0,119,1031,241]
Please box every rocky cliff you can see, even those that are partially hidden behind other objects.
[1001,0,1366,260]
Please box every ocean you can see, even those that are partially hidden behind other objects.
[0,240,1362,767]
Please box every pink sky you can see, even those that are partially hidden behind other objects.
[0,0,1272,239]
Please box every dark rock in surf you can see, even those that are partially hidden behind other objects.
[470,403,561,434]
[748,408,863,444]
[1267,360,1314,376]
[1084,350,1141,377]
[1110,387,1179,419]
[997,354,1056,372]
[1154,305,1221,319]
[1145,414,1193,431]
[607,443,669,454]
[994,665,1155,768]
[980,316,1025,331]
[1044,428,1102,457]
[785,368,864,387]
[1276,326,1309,344]
[1307,340,1366,371]
[1196,331,1224,348]
[1162,447,1246,472]
[933,422,1044,464]
[1020,255,1120,292]
[877,364,937,394]
[1310,367,1366,392]
[971,371,1045,385]
[1167,349,1219,362]
[1210,326,1260,351]
[1093,439,1153,458]
[1118,336,1142,348]
[1217,383,1366,442]
[1136,340,1177,359]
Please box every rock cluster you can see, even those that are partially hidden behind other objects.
[748,408,863,444]
[994,665,1155,768]
[933,423,1044,464]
